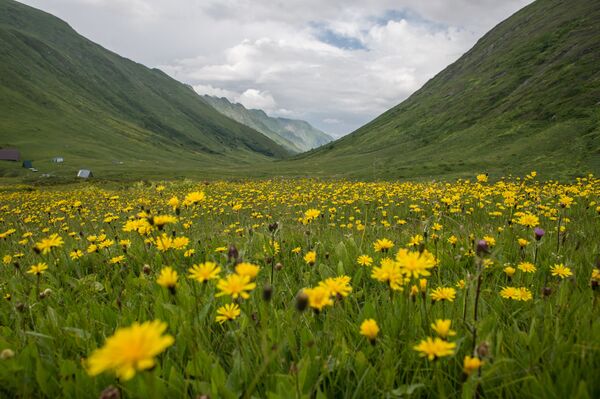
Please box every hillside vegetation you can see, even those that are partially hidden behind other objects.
[0,0,289,181]
[282,0,600,180]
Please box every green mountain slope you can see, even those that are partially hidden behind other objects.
[202,95,333,153]
[0,0,289,179]
[286,0,600,179]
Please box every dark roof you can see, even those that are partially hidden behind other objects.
[0,148,20,161]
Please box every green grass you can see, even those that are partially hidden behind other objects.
[0,177,599,398]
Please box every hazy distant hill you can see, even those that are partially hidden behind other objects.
[202,95,333,153]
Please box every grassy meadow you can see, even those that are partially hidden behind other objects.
[0,175,599,398]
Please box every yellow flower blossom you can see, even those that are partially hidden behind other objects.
[27,262,48,275]
[303,286,333,311]
[216,274,256,299]
[304,251,317,265]
[235,262,260,280]
[188,262,221,283]
[86,320,174,380]
[357,255,373,267]
[215,303,241,324]
[373,238,394,253]
[157,267,178,290]
[319,276,352,297]
[430,319,456,339]
[414,337,456,360]
[550,263,572,279]
[464,356,484,375]
[430,287,456,302]
[359,319,379,341]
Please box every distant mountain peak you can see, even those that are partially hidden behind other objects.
[201,95,333,153]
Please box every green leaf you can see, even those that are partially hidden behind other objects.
[390,383,425,397]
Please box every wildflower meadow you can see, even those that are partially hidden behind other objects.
[0,174,599,398]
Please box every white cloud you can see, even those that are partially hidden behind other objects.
[77,0,157,20]
[19,0,533,136]
[236,89,276,111]
[164,17,475,133]
[192,84,237,99]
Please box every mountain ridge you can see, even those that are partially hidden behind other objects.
[201,95,333,153]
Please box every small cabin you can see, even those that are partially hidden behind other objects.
[77,169,93,179]
[52,157,64,163]
[0,148,20,161]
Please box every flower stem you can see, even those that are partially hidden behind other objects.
[472,259,483,353]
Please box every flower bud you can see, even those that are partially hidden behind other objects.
[476,342,490,358]
[228,245,239,262]
[99,385,120,399]
[262,284,273,302]
[410,285,419,302]
[476,240,489,256]
[142,264,152,275]
[534,227,545,241]
[275,262,283,271]
[0,349,15,360]
[542,287,552,297]
[295,291,309,312]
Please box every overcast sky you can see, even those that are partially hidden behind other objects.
[20,0,533,137]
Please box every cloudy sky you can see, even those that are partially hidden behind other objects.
[21,0,532,137]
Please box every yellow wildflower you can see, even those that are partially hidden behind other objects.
[86,320,174,380]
